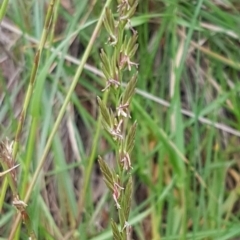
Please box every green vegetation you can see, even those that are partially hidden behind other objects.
[1,0,240,239]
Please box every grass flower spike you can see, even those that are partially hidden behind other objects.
[98,0,138,239]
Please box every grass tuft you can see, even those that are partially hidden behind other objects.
[1,0,240,239]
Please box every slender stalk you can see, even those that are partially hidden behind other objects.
[9,0,112,238]
[0,0,9,22]
[0,178,8,211]
[0,162,17,196]
[47,0,60,58]
[77,91,109,224]
[12,0,55,160]
[20,118,38,197]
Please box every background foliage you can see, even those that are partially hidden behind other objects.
[1,0,240,239]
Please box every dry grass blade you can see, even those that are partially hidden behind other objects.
[0,164,19,177]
